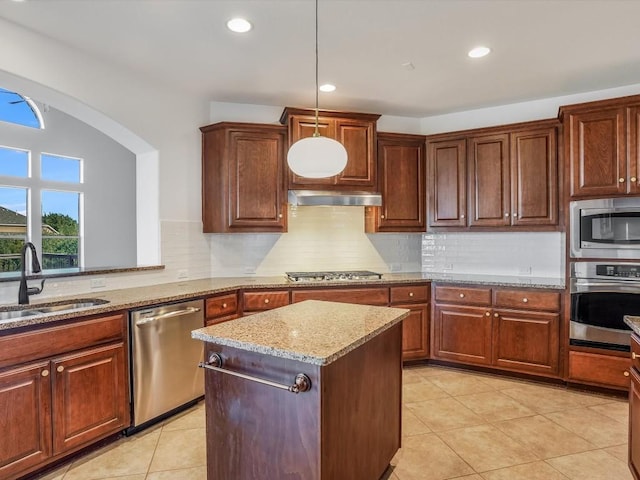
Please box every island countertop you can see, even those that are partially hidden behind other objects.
[625,315,640,336]
[191,300,409,366]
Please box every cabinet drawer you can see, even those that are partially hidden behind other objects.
[206,293,238,320]
[291,287,389,306]
[434,285,491,306]
[242,290,290,311]
[0,313,126,371]
[568,350,631,390]
[390,285,430,305]
[493,289,561,312]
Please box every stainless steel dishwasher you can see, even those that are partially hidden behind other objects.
[127,298,205,433]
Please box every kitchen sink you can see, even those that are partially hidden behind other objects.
[0,298,109,322]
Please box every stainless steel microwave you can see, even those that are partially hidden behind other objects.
[570,198,640,259]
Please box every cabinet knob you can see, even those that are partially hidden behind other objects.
[222,303,227,308]
[633,352,637,360]
[408,292,414,297]
[522,298,528,303]
[493,313,499,317]
[513,213,518,217]
[41,369,49,377]
[620,177,626,183]
[264,298,270,304]
[485,312,490,317]
[461,214,465,219]
[632,177,638,183]
[624,371,630,377]
[56,366,64,373]
[505,213,509,217]
[381,215,385,219]
[459,293,465,298]
[278,213,283,218]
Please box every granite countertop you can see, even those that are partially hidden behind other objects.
[0,272,565,332]
[191,300,409,365]
[624,315,640,336]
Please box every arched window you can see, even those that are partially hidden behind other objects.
[0,87,44,129]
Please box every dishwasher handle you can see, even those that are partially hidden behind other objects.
[135,307,201,326]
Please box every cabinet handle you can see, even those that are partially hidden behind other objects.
[633,352,637,360]
[409,292,414,297]
[264,298,270,304]
[493,313,499,317]
[632,177,638,183]
[57,366,64,373]
[522,298,528,303]
[41,369,49,377]
[620,177,626,183]
[222,303,227,308]
[485,312,490,316]
[625,371,630,377]
[459,293,465,298]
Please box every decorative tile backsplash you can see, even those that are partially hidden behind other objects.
[422,231,565,278]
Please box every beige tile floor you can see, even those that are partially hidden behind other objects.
[37,365,632,480]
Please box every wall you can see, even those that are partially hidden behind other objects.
[0,105,137,268]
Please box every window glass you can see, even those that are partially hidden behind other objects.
[41,190,80,270]
[0,146,29,178]
[0,186,27,272]
[41,154,81,183]
[0,87,42,129]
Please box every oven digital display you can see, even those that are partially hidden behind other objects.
[595,264,640,278]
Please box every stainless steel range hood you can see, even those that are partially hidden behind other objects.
[288,190,382,207]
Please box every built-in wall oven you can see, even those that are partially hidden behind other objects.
[570,198,640,259]
[570,262,640,352]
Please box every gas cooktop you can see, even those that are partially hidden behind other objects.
[285,270,383,282]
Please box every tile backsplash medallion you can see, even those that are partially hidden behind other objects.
[422,231,565,278]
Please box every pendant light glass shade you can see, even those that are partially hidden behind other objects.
[286,0,348,178]
[287,135,347,178]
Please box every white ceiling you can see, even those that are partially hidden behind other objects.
[1,0,640,118]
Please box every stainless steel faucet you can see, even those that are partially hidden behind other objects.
[18,242,45,305]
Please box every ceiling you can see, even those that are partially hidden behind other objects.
[1,0,640,118]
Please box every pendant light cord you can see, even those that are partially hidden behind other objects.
[313,0,320,137]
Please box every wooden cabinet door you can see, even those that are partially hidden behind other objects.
[510,127,558,226]
[492,310,559,376]
[366,133,426,232]
[228,127,288,231]
[630,367,640,480]
[0,362,51,480]
[52,343,128,454]
[567,107,626,197]
[628,106,640,195]
[291,287,389,306]
[334,118,376,188]
[468,133,510,227]
[398,304,429,361]
[427,138,467,227]
[287,114,336,186]
[432,304,492,365]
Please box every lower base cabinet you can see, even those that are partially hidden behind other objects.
[0,313,130,480]
[432,304,492,365]
[630,367,640,480]
[398,304,429,361]
[568,350,631,390]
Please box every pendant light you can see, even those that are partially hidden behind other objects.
[287,0,347,178]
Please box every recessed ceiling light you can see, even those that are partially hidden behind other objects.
[226,18,252,33]
[319,84,336,93]
[468,46,491,58]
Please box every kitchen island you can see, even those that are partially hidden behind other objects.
[191,300,409,480]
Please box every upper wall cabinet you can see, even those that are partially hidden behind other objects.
[427,119,559,231]
[365,132,426,232]
[280,108,380,191]
[200,122,288,233]
[560,95,640,198]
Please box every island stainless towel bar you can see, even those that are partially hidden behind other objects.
[199,353,312,394]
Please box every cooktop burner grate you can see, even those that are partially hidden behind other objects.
[285,270,383,282]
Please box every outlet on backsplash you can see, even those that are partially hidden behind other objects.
[90,277,106,289]
[518,266,532,276]
[443,264,453,271]
[177,269,189,279]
